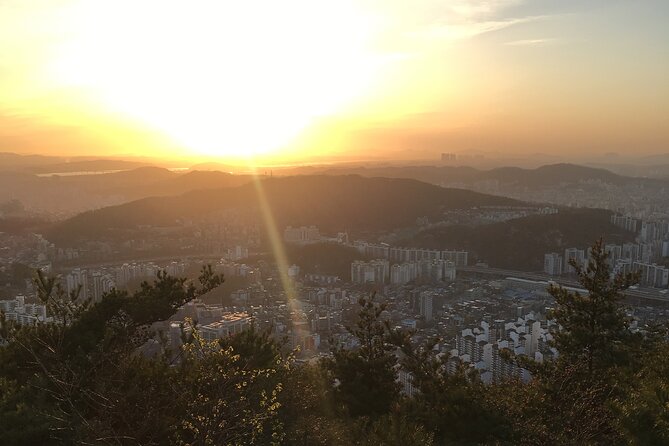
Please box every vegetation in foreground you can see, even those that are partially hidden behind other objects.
[1,240,668,445]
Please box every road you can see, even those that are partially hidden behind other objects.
[457,266,669,305]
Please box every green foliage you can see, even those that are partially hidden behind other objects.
[616,341,669,445]
[408,209,633,269]
[217,324,284,370]
[398,337,507,444]
[2,239,669,444]
[3,262,34,287]
[285,242,362,279]
[173,326,285,446]
[355,413,434,446]
[275,363,352,445]
[323,293,401,418]
[492,238,662,445]
[488,360,624,445]
[548,238,640,375]
[0,266,289,445]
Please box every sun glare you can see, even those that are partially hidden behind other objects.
[51,0,384,161]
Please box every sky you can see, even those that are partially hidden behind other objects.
[0,0,668,164]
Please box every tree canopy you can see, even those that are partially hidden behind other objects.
[1,240,668,445]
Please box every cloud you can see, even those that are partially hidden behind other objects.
[505,38,556,46]
[415,15,547,41]
[439,0,525,22]
[374,1,551,45]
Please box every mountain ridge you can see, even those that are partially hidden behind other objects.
[47,175,522,245]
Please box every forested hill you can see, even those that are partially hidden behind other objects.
[47,175,521,245]
[406,208,636,270]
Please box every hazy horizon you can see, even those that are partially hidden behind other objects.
[1,0,668,165]
[3,4,669,441]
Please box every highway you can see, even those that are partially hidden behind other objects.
[54,257,669,306]
[457,266,669,305]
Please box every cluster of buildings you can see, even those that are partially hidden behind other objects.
[351,259,457,286]
[396,277,562,395]
[303,273,341,285]
[352,242,469,266]
[349,243,467,285]
[391,260,456,285]
[617,261,669,288]
[453,312,555,384]
[222,245,249,261]
[61,261,191,302]
[0,295,49,325]
[611,214,669,245]
[168,300,254,348]
[283,226,349,245]
[351,259,390,284]
[543,248,588,276]
[611,214,640,233]
[544,241,669,288]
[195,313,253,343]
[446,171,669,216]
[59,258,264,307]
[284,225,322,244]
[303,287,348,310]
[213,260,262,282]
[256,286,351,353]
[64,268,115,302]
[117,261,187,286]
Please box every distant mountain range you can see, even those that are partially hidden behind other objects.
[0,166,254,216]
[45,173,636,272]
[316,163,648,188]
[110,169,252,200]
[304,162,669,214]
[4,150,668,222]
[0,152,156,173]
[47,175,521,245]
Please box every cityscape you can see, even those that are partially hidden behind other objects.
[2,0,669,444]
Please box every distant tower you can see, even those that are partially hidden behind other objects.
[419,292,433,322]
[543,253,563,276]
[441,153,457,163]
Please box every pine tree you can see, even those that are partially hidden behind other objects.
[0,266,288,445]
[492,238,645,445]
[616,334,669,444]
[548,238,639,374]
[323,293,401,418]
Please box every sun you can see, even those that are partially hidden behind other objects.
[51,0,384,161]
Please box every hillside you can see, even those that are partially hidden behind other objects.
[319,163,635,187]
[284,243,364,279]
[118,170,252,199]
[0,152,65,170]
[0,216,52,235]
[0,166,255,216]
[313,163,669,215]
[27,159,151,174]
[405,208,636,270]
[47,175,521,245]
[5,161,667,217]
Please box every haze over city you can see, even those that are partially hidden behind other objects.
[2,2,669,445]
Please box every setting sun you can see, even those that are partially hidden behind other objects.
[3,3,669,443]
[1,0,667,163]
[49,0,384,160]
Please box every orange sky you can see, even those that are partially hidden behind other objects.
[1,0,668,164]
